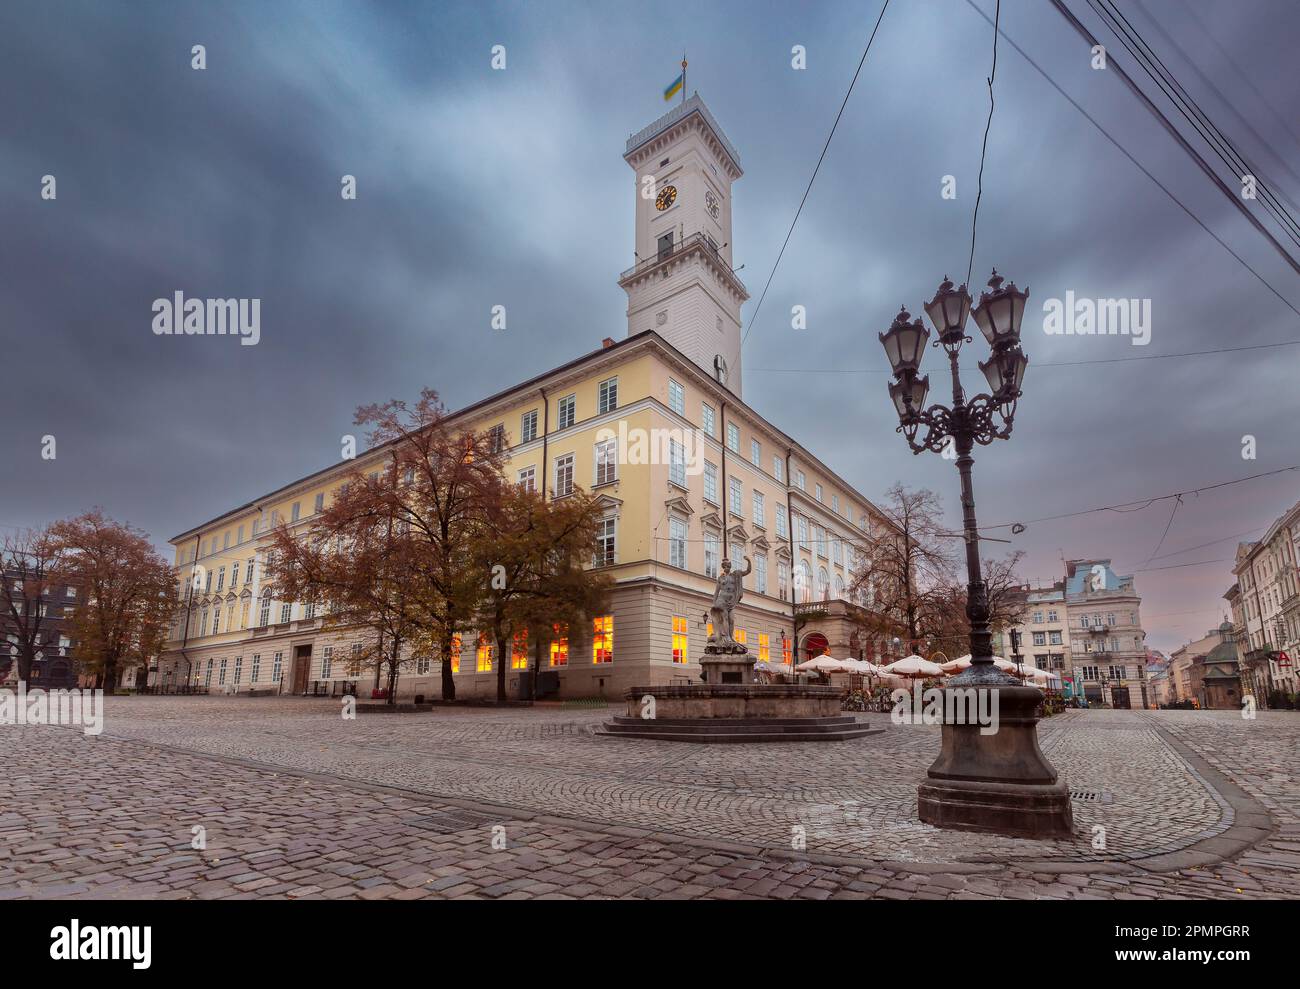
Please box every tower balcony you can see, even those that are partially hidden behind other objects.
[618,231,748,299]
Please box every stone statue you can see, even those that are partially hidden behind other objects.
[706,556,751,652]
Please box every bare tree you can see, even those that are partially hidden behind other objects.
[923,550,1027,657]
[1,526,67,685]
[847,484,956,654]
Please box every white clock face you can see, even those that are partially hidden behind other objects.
[705,189,720,219]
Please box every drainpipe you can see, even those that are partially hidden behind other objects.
[531,387,550,701]
[785,447,797,667]
[178,534,200,690]
[719,401,728,562]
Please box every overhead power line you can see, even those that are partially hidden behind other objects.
[749,336,1300,375]
[1049,0,1300,279]
[961,0,1300,322]
[965,0,1001,289]
[1087,0,1300,250]
[740,0,892,350]
[982,465,1300,531]
[1130,0,1300,212]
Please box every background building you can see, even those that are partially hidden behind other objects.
[1,567,80,689]
[1225,500,1300,707]
[999,582,1070,685]
[1064,559,1148,708]
[1168,622,1242,709]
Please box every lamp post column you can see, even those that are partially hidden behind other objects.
[880,272,1073,838]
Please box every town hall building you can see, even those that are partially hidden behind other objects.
[157,95,897,700]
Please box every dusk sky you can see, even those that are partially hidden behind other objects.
[3,0,1298,654]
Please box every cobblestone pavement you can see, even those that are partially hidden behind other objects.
[2,697,1298,899]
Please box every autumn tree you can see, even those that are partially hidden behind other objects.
[49,510,179,690]
[847,484,956,655]
[353,389,505,702]
[922,551,1027,657]
[264,467,428,705]
[473,481,612,704]
[1,526,67,685]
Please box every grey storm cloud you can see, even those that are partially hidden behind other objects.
[2,0,1298,652]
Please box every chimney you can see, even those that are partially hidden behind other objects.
[601,337,615,349]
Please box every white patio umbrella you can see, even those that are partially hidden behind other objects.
[882,654,946,679]
[795,655,846,673]
[941,654,1017,674]
[839,658,880,675]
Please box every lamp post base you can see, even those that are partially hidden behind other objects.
[917,679,1074,839]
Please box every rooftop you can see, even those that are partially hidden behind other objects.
[624,93,742,173]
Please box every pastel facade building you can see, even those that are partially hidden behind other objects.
[156,95,893,700]
[1063,559,1148,708]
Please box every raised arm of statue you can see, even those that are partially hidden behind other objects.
[736,555,752,577]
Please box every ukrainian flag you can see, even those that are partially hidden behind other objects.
[663,71,684,102]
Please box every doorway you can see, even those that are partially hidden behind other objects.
[293,645,312,694]
[1111,686,1131,709]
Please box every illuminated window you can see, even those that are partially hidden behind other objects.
[550,624,569,667]
[512,630,529,670]
[477,635,493,672]
[672,616,688,664]
[782,636,792,666]
[707,621,713,638]
[450,634,461,673]
[593,616,613,664]
[759,633,771,663]
[734,628,746,645]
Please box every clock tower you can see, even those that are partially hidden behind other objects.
[619,94,749,396]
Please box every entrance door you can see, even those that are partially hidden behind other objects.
[293,645,312,694]
[1111,686,1131,709]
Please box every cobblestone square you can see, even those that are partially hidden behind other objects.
[3,697,1299,899]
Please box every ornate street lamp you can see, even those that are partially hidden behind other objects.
[878,271,1073,839]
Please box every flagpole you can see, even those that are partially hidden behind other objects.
[681,52,687,104]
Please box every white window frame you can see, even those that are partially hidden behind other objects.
[598,377,618,414]
[554,453,575,497]
[594,438,618,486]
[669,516,688,569]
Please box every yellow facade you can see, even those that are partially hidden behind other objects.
[160,332,892,699]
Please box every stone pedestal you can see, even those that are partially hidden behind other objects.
[596,645,882,742]
[917,672,1074,839]
[699,645,753,685]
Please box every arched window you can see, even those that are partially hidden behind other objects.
[797,561,812,603]
[834,574,846,599]
[817,567,829,600]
